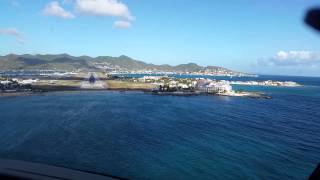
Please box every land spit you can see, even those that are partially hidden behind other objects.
[1,78,271,99]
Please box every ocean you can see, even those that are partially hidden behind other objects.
[0,75,319,179]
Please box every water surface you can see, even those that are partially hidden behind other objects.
[0,76,319,179]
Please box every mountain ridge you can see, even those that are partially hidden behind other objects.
[0,54,251,75]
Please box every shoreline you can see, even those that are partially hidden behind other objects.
[1,77,272,99]
[0,88,271,99]
[0,91,43,97]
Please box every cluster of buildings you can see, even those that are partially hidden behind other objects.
[92,62,255,77]
[230,80,301,87]
[136,76,234,94]
[137,76,197,90]
[0,78,38,92]
[109,70,254,77]
[135,76,302,94]
[0,70,79,77]
[93,62,121,72]
[197,79,233,94]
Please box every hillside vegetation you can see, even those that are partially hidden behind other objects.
[0,54,247,75]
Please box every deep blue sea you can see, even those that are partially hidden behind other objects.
[0,75,319,179]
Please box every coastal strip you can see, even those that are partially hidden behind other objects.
[2,73,301,99]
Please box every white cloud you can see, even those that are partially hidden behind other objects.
[43,1,75,19]
[0,28,24,43]
[41,0,135,28]
[276,51,289,60]
[75,0,134,20]
[256,50,320,66]
[113,20,131,29]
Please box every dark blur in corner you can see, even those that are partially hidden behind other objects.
[305,7,320,32]
[304,7,320,180]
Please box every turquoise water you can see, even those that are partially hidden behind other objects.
[0,76,319,179]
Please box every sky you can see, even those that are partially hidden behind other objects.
[1,0,320,76]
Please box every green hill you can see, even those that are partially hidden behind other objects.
[0,54,250,75]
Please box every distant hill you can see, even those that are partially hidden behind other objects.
[0,54,251,75]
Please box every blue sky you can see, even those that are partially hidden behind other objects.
[1,0,320,76]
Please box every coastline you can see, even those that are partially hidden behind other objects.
[0,91,42,97]
[0,88,271,99]
[1,76,291,99]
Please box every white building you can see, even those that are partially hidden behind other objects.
[209,81,232,93]
[177,83,189,89]
[169,80,178,88]
[20,79,38,85]
[0,80,11,85]
[139,76,165,82]
[199,80,232,94]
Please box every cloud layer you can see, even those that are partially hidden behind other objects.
[43,1,75,19]
[257,50,320,66]
[75,0,133,20]
[0,28,24,43]
[42,0,134,28]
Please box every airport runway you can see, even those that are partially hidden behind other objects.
[80,72,108,89]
